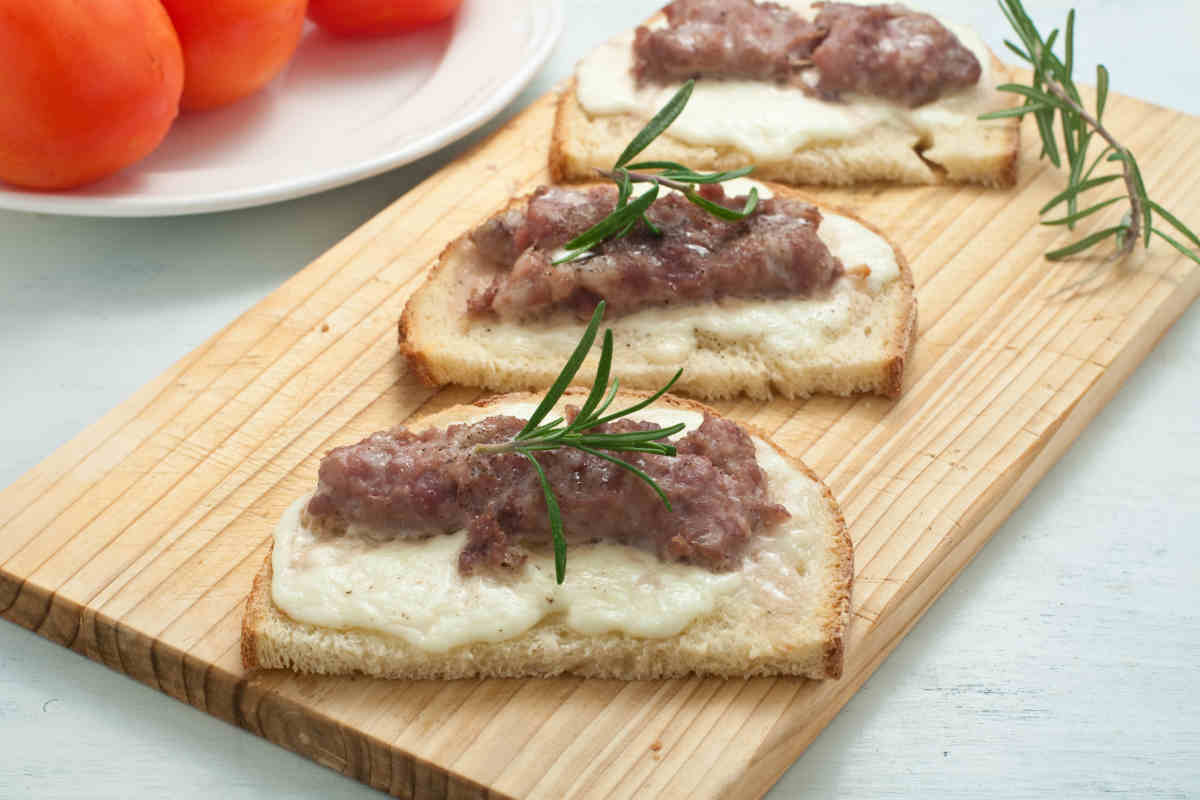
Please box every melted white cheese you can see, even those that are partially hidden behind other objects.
[577,1,1007,161]
[271,405,831,652]
[820,211,898,291]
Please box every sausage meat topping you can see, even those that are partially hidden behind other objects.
[467,184,844,320]
[634,0,981,108]
[307,411,790,575]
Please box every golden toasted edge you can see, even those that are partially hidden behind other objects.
[547,81,576,184]
[397,229,471,388]
[241,389,853,679]
[241,548,272,670]
[397,303,440,388]
[398,181,916,400]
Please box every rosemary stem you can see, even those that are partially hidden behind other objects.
[594,168,696,194]
[474,442,518,455]
[1041,78,1142,258]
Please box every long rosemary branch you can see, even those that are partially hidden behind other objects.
[982,0,1199,273]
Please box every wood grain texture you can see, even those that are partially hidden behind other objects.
[1,81,1198,800]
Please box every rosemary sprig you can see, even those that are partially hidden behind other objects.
[980,0,1199,278]
[475,301,683,584]
[552,79,760,264]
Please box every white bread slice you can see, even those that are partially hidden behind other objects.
[549,7,1021,188]
[241,391,853,680]
[399,182,916,400]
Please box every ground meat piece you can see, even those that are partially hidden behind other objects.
[811,3,981,107]
[306,416,525,533]
[634,0,826,85]
[469,207,527,267]
[307,411,790,575]
[632,0,981,107]
[468,184,843,320]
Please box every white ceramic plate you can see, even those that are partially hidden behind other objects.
[0,0,562,217]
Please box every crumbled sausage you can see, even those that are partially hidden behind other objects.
[468,184,844,320]
[633,0,981,107]
[811,3,981,107]
[634,0,826,85]
[307,411,790,574]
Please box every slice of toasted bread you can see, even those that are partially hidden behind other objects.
[242,391,852,680]
[399,181,916,400]
[549,6,1020,188]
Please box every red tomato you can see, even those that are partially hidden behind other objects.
[307,0,464,37]
[159,0,307,111]
[0,0,184,190]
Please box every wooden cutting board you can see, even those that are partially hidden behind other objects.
[2,82,1198,799]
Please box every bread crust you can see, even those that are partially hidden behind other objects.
[399,181,916,400]
[240,546,272,671]
[242,390,852,680]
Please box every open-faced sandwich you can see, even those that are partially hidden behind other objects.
[552,0,1021,187]
[400,174,914,400]
[243,307,852,680]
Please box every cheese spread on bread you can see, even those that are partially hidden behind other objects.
[577,2,1007,162]
[270,406,835,653]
